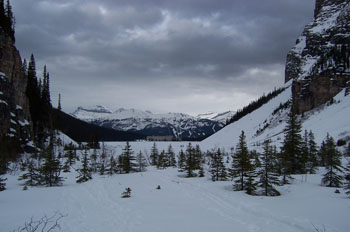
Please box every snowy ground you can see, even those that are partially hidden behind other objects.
[1,164,349,232]
[2,83,350,231]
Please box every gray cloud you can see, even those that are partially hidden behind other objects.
[12,0,315,115]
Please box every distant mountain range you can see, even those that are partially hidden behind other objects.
[71,106,235,140]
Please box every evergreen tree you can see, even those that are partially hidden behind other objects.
[64,149,76,166]
[318,140,328,167]
[321,134,344,187]
[256,140,280,196]
[76,151,92,183]
[281,104,303,175]
[307,130,319,173]
[119,141,135,173]
[166,144,177,167]
[344,160,350,196]
[184,143,196,177]
[22,58,27,73]
[156,150,165,169]
[0,0,5,25]
[209,148,227,181]
[0,175,6,191]
[199,165,205,177]
[18,159,40,187]
[194,145,203,170]
[150,143,159,166]
[344,143,350,157]
[0,0,15,40]
[245,169,257,195]
[300,130,309,175]
[178,149,186,171]
[0,154,7,191]
[136,151,147,172]
[40,143,63,187]
[230,131,254,191]
[58,93,62,110]
[90,149,98,173]
[99,144,107,175]
[107,156,116,176]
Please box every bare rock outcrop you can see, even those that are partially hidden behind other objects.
[0,29,32,147]
[285,0,350,114]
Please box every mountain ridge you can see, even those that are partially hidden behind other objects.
[71,106,234,140]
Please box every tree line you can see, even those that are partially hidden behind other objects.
[226,87,286,126]
[0,0,15,41]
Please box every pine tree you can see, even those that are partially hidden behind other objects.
[157,150,167,169]
[76,151,92,183]
[0,154,7,191]
[166,144,176,167]
[281,104,303,175]
[0,176,6,191]
[57,93,62,110]
[99,144,107,175]
[209,148,227,181]
[245,169,257,195]
[40,143,63,187]
[307,130,319,173]
[22,58,27,73]
[178,149,186,171]
[107,156,116,176]
[300,130,309,175]
[199,165,205,177]
[90,150,98,173]
[321,134,344,187]
[150,143,159,166]
[0,0,5,25]
[184,143,196,177]
[344,160,350,196]
[344,143,350,157]
[230,131,254,191]
[136,151,147,172]
[119,141,135,173]
[194,145,203,170]
[256,140,280,196]
[18,159,40,187]
[318,140,328,167]
[0,0,15,41]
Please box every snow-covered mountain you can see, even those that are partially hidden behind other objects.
[72,106,231,140]
[203,0,350,151]
[202,81,350,153]
[196,111,235,124]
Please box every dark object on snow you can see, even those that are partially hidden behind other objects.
[122,187,132,198]
[156,185,161,190]
[335,189,340,194]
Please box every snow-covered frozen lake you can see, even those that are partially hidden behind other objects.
[1,162,349,232]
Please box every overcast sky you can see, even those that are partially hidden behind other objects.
[12,0,315,116]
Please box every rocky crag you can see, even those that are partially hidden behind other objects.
[286,0,350,114]
[0,29,32,148]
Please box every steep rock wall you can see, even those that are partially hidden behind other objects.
[0,29,32,146]
[285,0,350,114]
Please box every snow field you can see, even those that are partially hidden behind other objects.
[1,163,349,232]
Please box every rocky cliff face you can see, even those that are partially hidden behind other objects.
[0,29,32,147]
[286,0,350,114]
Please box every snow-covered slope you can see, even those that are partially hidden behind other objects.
[202,81,350,152]
[72,106,224,140]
